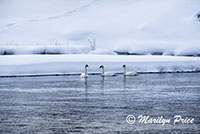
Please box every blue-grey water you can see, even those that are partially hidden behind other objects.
[0,73,200,134]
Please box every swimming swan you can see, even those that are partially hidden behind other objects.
[99,65,117,77]
[80,64,89,78]
[122,65,138,76]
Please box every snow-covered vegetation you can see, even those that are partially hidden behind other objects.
[0,44,200,56]
[0,45,91,55]
[114,43,200,57]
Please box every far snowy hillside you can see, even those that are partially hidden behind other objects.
[0,0,200,55]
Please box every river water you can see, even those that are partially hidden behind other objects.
[0,73,200,134]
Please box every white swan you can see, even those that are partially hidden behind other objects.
[80,64,89,78]
[122,65,138,76]
[99,65,117,77]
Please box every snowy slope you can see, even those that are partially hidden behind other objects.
[0,55,200,76]
[0,0,200,54]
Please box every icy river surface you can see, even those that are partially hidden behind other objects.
[0,73,200,134]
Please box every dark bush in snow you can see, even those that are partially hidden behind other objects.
[150,52,163,55]
[197,12,200,21]
[0,48,14,55]
[113,51,129,55]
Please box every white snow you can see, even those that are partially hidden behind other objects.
[0,0,200,54]
[0,0,200,76]
[0,55,200,76]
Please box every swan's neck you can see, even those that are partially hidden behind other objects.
[84,67,87,75]
[124,67,126,74]
[101,68,104,76]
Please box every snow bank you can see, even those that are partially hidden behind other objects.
[1,44,200,57]
[0,45,91,55]
[0,55,200,76]
[113,42,200,56]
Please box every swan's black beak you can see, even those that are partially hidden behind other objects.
[85,64,89,68]
[122,65,125,68]
[99,65,102,68]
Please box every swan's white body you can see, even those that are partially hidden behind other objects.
[125,72,137,76]
[123,65,138,76]
[80,64,89,78]
[99,65,117,77]
[80,73,88,78]
[102,72,117,77]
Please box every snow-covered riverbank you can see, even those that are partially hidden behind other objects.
[0,55,200,76]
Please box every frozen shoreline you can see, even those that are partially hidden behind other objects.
[1,71,200,78]
[0,55,200,76]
